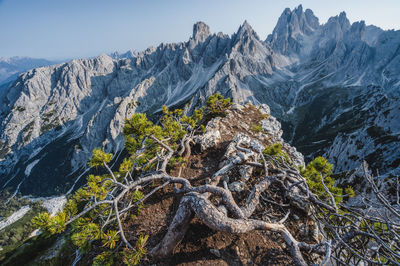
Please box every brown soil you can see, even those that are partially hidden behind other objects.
[129,147,296,265]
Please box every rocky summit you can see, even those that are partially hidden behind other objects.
[1,5,400,197]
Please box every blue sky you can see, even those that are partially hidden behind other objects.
[0,0,399,59]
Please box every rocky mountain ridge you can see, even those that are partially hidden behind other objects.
[0,5,399,196]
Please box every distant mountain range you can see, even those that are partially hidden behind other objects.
[0,56,57,85]
[0,5,399,197]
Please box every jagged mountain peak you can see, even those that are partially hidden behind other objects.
[266,5,319,54]
[294,4,303,11]
[304,9,319,29]
[110,49,137,59]
[348,20,366,40]
[192,21,211,43]
[96,53,113,61]
[322,11,351,38]
[334,11,350,27]
[229,20,274,68]
[275,5,319,34]
[284,5,320,34]
[233,20,260,42]
[241,20,252,30]
[238,20,257,35]
[339,11,349,21]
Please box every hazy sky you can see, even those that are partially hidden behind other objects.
[0,0,399,59]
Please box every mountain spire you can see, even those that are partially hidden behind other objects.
[235,20,259,40]
[322,11,351,40]
[266,5,319,54]
[192,21,211,43]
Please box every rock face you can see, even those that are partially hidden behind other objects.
[197,117,222,151]
[195,102,304,196]
[197,102,304,166]
[1,6,400,196]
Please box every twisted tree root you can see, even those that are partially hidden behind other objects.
[150,192,309,266]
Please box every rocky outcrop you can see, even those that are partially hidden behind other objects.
[196,103,304,169]
[192,21,211,44]
[196,118,222,151]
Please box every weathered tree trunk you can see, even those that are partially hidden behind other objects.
[150,197,194,258]
[151,192,308,266]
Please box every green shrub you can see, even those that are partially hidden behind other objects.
[263,143,290,163]
[300,156,354,205]
[88,148,113,167]
[250,123,262,133]
[205,93,232,117]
